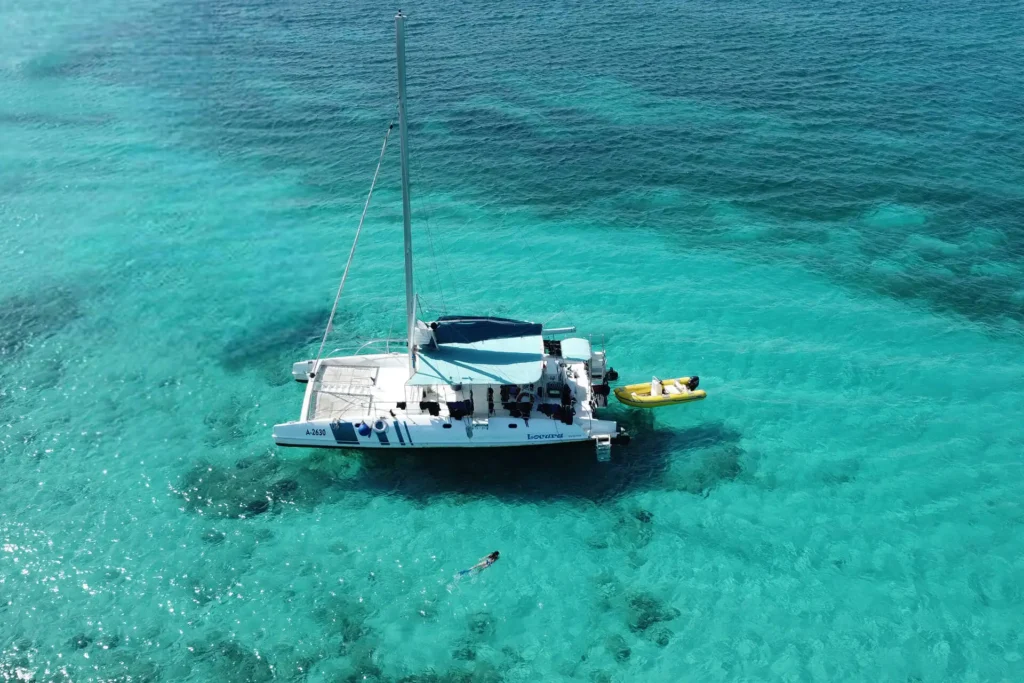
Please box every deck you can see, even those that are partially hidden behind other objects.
[304,353,596,425]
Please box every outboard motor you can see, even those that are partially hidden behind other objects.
[606,367,619,382]
[687,376,700,391]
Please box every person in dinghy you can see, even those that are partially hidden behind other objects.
[651,376,699,396]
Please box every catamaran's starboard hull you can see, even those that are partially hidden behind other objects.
[272,417,617,450]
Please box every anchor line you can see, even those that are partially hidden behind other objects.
[312,118,396,376]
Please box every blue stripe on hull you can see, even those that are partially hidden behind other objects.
[329,421,359,445]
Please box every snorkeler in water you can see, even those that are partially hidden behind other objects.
[458,551,499,576]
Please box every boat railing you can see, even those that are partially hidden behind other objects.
[322,338,408,358]
[542,327,606,354]
[313,399,579,424]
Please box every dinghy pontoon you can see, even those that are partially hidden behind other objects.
[613,377,707,408]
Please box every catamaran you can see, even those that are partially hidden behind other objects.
[272,13,629,457]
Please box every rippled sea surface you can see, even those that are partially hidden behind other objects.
[2,0,1023,680]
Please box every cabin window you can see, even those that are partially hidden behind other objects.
[508,423,518,429]
[442,423,452,429]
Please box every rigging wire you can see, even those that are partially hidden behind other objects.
[419,206,449,315]
[540,308,568,326]
[411,176,461,316]
[311,119,395,375]
[430,208,463,313]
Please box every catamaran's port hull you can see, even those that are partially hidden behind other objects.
[272,417,619,450]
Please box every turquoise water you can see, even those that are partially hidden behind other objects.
[2,0,1023,679]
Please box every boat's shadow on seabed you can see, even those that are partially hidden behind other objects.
[173,417,748,520]
[344,414,748,502]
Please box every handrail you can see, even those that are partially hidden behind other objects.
[355,338,408,355]
[306,399,591,419]
[321,338,408,358]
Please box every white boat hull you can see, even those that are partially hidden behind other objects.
[274,341,625,456]
[273,415,618,450]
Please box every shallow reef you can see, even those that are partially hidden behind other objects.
[174,453,337,518]
[0,286,81,360]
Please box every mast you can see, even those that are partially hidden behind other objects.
[395,11,416,376]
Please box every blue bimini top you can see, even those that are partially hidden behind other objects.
[408,316,545,387]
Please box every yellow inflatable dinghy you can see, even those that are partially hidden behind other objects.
[613,376,706,408]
